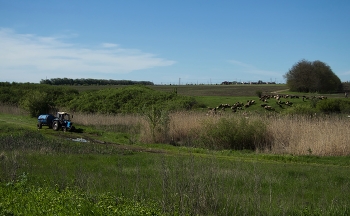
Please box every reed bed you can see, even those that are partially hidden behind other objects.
[72,112,141,126]
[2,105,350,156]
[267,115,350,156]
[69,110,350,156]
[0,104,27,115]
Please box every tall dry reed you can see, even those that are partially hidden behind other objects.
[2,104,350,156]
[40,111,350,156]
[71,112,142,126]
[0,104,27,115]
[266,115,350,156]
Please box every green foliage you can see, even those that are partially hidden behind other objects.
[284,59,342,93]
[0,83,79,112]
[0,174,161,215]
[283,104,317,116]
[339,99,350,114]
[316,98,350,113]
[141,105,170,143]
[19,91,54,117]
[256,90,263,98]
[68,85,197,114]
[0,83,196,115]
[309,96,319,108]
[197,117,271,150]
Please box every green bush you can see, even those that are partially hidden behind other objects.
[196,117,271,150]
[339,100,350,114]
[19,91,54,117]
[283,104,318,116]
[317,99,341,113]
[0,83,79,113]
[68,85,197,114]
[256,90,263,98]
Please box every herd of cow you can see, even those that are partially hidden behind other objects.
[206,94,327,115]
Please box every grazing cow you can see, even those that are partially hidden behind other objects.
[206,107,217,116]
[285,101,293,106]
[264,105,275,111]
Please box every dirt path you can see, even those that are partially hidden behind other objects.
[271,89,289,94]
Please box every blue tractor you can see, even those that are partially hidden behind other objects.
[37,112,75,132]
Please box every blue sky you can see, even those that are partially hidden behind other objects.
[1,1,350,85]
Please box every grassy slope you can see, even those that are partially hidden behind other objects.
[70,84,348,114]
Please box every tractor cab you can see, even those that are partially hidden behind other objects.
[52,112,75,132]
[57,112,72,121]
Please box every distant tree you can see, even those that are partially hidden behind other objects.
[284,59,343,93]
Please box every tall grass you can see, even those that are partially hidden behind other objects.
[2,105,350,156]
[73,111,350,156]
[267,114,350,156]
[0,103,27,115]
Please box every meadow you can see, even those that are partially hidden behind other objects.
[1,84,350,215]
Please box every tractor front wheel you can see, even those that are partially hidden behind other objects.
[52,121,60,131]
[69,126,75,132]
[37,123,42,129]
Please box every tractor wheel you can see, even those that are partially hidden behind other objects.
[37,123,42,129]
[52,121,60,131]
[69,126,75,132]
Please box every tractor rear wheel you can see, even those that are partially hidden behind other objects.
[52,121,60,131]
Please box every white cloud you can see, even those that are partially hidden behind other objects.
[0,28,176,82]
[101,43,119,48]
[228,60,254,69]
[228,59,282,78]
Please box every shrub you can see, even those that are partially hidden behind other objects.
[317,99,341,113]
[340,100,350,114]
[283,104,317,116]
[68,85,197,114]
[141,105,170,143]
[256,90,263,98]
[19,91,54,117]
[309,97,320,108]
[196,116,271,150]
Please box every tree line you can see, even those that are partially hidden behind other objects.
[40,78,154,86]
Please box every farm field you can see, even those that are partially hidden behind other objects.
[69,83,290,96]
[71,83,349,97]
[1,84,350,215]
